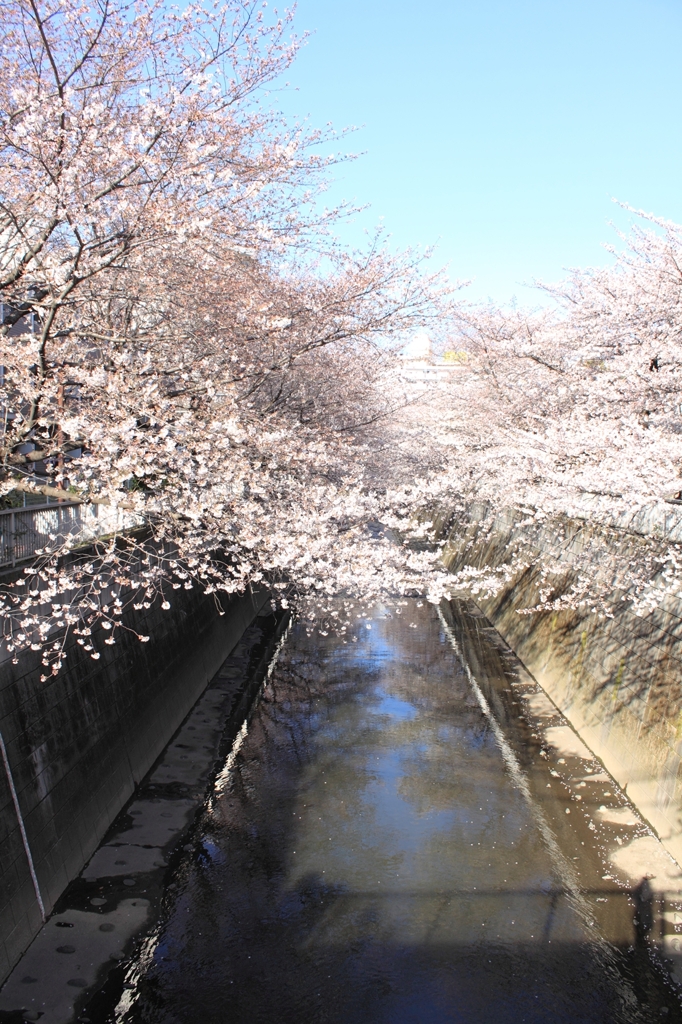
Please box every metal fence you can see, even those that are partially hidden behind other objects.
[0,501,142,569]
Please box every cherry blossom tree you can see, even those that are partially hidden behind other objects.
[423,210,682,613]
[0,0,458,672]
[8,0,682,675]
[435,212,682,515]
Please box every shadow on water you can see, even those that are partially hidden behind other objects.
[100,600,681,1024]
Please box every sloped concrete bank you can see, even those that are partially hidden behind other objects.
[0,577,269,986]
[0,605,287,1024]
[438,501,682,874]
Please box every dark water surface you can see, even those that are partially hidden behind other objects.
[119,601,672,1024]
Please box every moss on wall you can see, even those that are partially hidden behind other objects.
[0,582,267,983]
[440,502,682,870]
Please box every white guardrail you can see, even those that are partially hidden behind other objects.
[0,500,142,569]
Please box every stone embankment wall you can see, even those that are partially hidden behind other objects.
[0,580,267,983]
[439,502,682,870]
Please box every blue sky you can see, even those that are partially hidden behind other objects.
[278,0,682,305]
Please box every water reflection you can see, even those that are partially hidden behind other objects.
[124,601,664,1024]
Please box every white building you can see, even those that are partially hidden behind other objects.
[398,332,465,386]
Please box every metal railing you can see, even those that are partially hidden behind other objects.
[0,500,142,569]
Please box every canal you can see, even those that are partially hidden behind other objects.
[107,599,680,1022]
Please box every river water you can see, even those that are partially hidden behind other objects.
[116,599,678,1024]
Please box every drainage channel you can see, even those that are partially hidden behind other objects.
[107,597,682,1024]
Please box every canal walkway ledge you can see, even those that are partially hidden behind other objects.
[439,500,682,877]
[0,574,268,985]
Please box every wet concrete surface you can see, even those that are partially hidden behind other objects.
[0,607,288,1024]
[91,599,682,1024]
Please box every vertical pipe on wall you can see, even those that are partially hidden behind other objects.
[0,730,46,922]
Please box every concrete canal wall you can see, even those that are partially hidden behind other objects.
[0,580,268,984]
[439,501,682,873]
